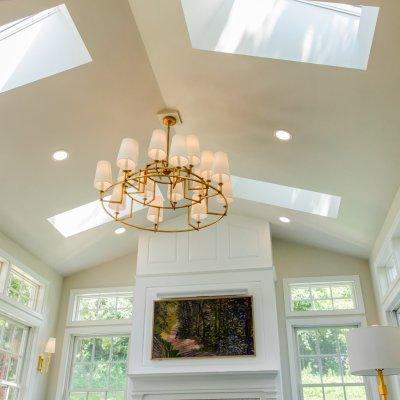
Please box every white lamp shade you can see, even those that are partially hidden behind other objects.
[148,129,167,161]
[186,134,200,166]
[191,194,207,222]
[117,169,125,182]
[347,326,400,376]
[94,160,112,191]
[169,134,188,167]
[117,138,139,171]
[108,184,126,212]
[212,151,230,184]
[217,180,233,204]
[45,337,56,354]
[167,181,184,202]
[199,150,214,181]
[147,195,163,224]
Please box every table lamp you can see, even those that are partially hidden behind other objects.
[347,326,400,400]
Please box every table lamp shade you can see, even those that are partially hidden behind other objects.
[347,326,400,376]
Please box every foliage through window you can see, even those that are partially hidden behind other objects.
[74,293,133,322]
[68,335,129,400]
[289,282,356,312]
[0,315,29,400]
[7,268,40,310]
[295,326,367,400]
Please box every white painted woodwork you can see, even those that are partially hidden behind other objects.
[129,214,282,399]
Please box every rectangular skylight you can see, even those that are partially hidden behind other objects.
[181,0,379,69]
[0,4,91,93]
[231,176,341,218]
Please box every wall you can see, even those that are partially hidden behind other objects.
[272,238,379,400]
[47,252,137,400]
[0,231,63,400]
[47,238,380,400]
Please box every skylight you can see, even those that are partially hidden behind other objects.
[181,0,379,69]
[0,4,91,93]
[231,176,341,218]
[48,176,340,237]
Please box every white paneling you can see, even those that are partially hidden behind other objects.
[188,225,218,262]
[148,234,177,264]
[137,214,272,276]
[228,224,259,259]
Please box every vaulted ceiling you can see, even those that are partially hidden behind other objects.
[0,0,399,275]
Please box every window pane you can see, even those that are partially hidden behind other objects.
[0,315,28,396]
[303,386,323,400]
[295,325,367,399]
[345,386,367,400]
[69,335,129,399]
[75,293,133,322]
[289,281,357,312]
[300,358,321,384]
[7,269,39,309]
[324,386,345,400]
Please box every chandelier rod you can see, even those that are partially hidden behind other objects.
[162,115,177,163]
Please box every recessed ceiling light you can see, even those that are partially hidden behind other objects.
[279,216,291,223]
[52,150,69,161]
[114,227,126,235]
[275,130,292,141]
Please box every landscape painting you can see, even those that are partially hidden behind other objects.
[152,295,255,359]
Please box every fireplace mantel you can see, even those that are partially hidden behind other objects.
[128,214,282,399]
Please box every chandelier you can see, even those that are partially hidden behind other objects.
[93,112,233,233]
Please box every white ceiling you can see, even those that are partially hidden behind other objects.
[1,0,399,275]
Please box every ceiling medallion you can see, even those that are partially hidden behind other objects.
[93,110,233,233]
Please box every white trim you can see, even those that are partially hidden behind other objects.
[67,286,135,327]
[286,315,374,400]
[283,275,365,317]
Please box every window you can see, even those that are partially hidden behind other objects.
[7,268,40,310]
[0,315,29,399]
[295,325,367,400]
[284,276,364,316]
[73,292,134,322]
[378,253,399,297]
[290,282,356,312]
[67,335,129,400]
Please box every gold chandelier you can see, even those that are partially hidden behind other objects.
[93,112,233,233]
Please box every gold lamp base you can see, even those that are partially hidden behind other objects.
[377,369,388,400]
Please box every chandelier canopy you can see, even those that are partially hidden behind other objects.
[93,112,233,233]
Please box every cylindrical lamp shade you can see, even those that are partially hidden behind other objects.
[148,129,167,161]
[186,134,201,166]
[137,177,155,199]
[94,160,112,191]
[169,134,188,167]
[117,138,139,171]
[45,338,56,354]
[347,326,400,376]
[199,150,214,181]
[191,194,207,222]
[217,180,233,204]
[212,151,230,184]
[108,184,126,213]
[167,182,184,203]
[147,195,164,224]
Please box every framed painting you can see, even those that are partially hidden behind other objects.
[151,295,255,359]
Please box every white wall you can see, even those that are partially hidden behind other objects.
[0,231,63,400]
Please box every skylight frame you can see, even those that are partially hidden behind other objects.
[294,0,362,17]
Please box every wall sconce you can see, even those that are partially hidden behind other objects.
[37,337,56,374]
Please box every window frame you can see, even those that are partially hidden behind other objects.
[0,257,47,319]
[56,287,134,400]
[67,287,135,327]
[286,315,373,400]
[284,276,365,317]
